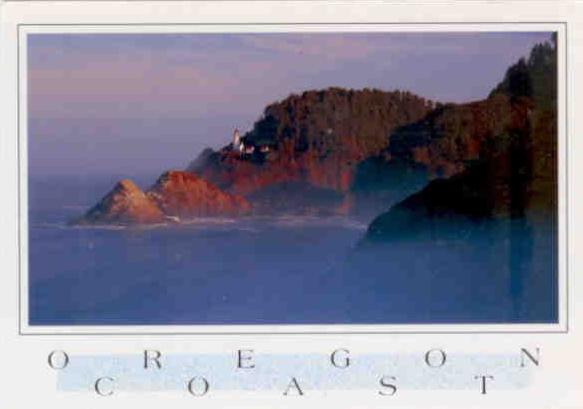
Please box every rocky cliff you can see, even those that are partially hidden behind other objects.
[189,88,436,197]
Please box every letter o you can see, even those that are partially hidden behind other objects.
[48,350,69,370]
[187,376,209,396]
[425,348,447,368]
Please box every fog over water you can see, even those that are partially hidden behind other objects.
[28,177,556,325]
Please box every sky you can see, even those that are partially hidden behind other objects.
[27,31,552,177]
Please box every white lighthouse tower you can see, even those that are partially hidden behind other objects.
[232,128,242,151]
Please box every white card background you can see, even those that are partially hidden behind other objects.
[0,1,581,408]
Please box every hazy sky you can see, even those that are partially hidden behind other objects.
[28,32,552,177]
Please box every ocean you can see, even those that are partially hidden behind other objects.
[28,176,558,325]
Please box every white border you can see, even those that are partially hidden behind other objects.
[17,22,569,335]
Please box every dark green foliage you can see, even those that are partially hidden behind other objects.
[490,35,557,111]
[355,93,514,181]
[495,58,533,100]
[251,114,279,146]
[244,87,434,158]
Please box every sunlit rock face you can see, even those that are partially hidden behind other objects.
[75,179,164,225]
[146,170,251,218]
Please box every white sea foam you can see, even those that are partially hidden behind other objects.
[70,224,129,231]
[36,215,367,232]
[180,217,237,225]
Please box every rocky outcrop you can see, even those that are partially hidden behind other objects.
[75,179,165,225]
[146,170,251,218]
[75,171,251,225]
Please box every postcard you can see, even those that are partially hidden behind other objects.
[0,0,581,408]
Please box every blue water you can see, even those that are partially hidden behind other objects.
[28,177,557,325]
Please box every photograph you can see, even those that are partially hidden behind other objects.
[26,30,558,326]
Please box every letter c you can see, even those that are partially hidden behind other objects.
[95,377,115,396]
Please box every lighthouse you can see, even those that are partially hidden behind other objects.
[232,128,242,151]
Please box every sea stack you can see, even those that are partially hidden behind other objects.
[75,179,165,225]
